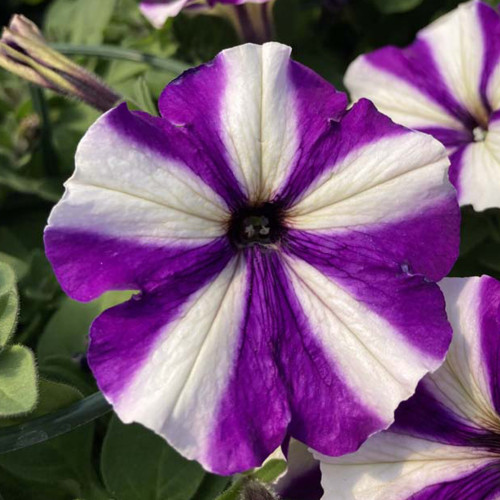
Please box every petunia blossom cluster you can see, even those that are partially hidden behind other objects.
[41,0,500,498]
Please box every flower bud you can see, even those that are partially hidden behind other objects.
[0,15,121,112]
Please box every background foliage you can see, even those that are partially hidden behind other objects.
[0,0,499,498]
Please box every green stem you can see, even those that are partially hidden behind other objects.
[51,43,190,75]
[29,85,58,177]
[0,392,111,454]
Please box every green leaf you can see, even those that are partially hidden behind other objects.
[253,459,287,483]
[101,416,206,500]
[0,345,37,417]
[0,465,71,500]
[0,380,107,499]
[0,262,18,347]
[371,0,423,14]
[3,378,81,424]
[133,76,158,115]
[45,0,117,46]
[39,355,97,396]
[192,475,230,500]
[37,290,133,362]
[460,207,491,255]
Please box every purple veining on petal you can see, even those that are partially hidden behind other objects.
[410,460,500,500]
[277,99,403,206]
[286,201,458,359]
[44,227,233,301]
[273,60,347,204]
[108,99,246,214]
[156,55,249,209]
[205,250,383,474]
[478,1,500,114]
[392,382,489,446]
[106,102,246,211]
[87,241,233,403]
[364,40,475,128]
[479,276,500,415]
[418,126,473,149]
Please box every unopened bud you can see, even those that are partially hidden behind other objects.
[0,15,121,112]
[240,479,278,500]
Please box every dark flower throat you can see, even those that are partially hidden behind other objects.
[228,202,285,249]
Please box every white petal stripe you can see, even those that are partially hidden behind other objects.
[220,43,299,202]
[283,255,437,424]
[48,110,229,242]
[319,432,497,500]
[113,256,248,464]
[345,56,464,131]
[289,131,451,230]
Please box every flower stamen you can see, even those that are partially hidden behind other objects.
[228,202,284,248]
[472,125,487,142]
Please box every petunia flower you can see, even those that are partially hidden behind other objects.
[44,42,459,475]
[345,1,500,211]
[139,0,272,34]
[318,275,500,499]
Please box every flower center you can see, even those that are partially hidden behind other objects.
[228,202,284,248]
[473,125,487,142]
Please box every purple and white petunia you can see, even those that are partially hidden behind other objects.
[345,1,500,211]
[318,276,500,499]
[139,0,269,28]
[44,42,459,475]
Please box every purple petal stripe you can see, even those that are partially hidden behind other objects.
[44,228,232,301]
[205,249,383,473]
[392,382,490,447]
[411,460,500,500]
[478,2,500,113]
[364,40,475,128]
[87,239,233,402]
[105,103,246,210]
[277,99,404,206]
[479,276,500,415]
[286,209,458,359]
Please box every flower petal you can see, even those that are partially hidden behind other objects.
[288,99,458,243]
[319,432,499,500]
[345,1,500,133]
[452,112,500,210]
[159,42,347,203]
[139,0,189,28]
[280,245,452,439]
[418,1,491,125]
[89,253,245,474]
[344,37,468,133]
[44,103,237,300]
[274,439,323,500]
[418,277,500,431]
[318,275,500,499]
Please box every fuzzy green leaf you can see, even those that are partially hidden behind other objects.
[0,345,37,417]
[0,262,19,347]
